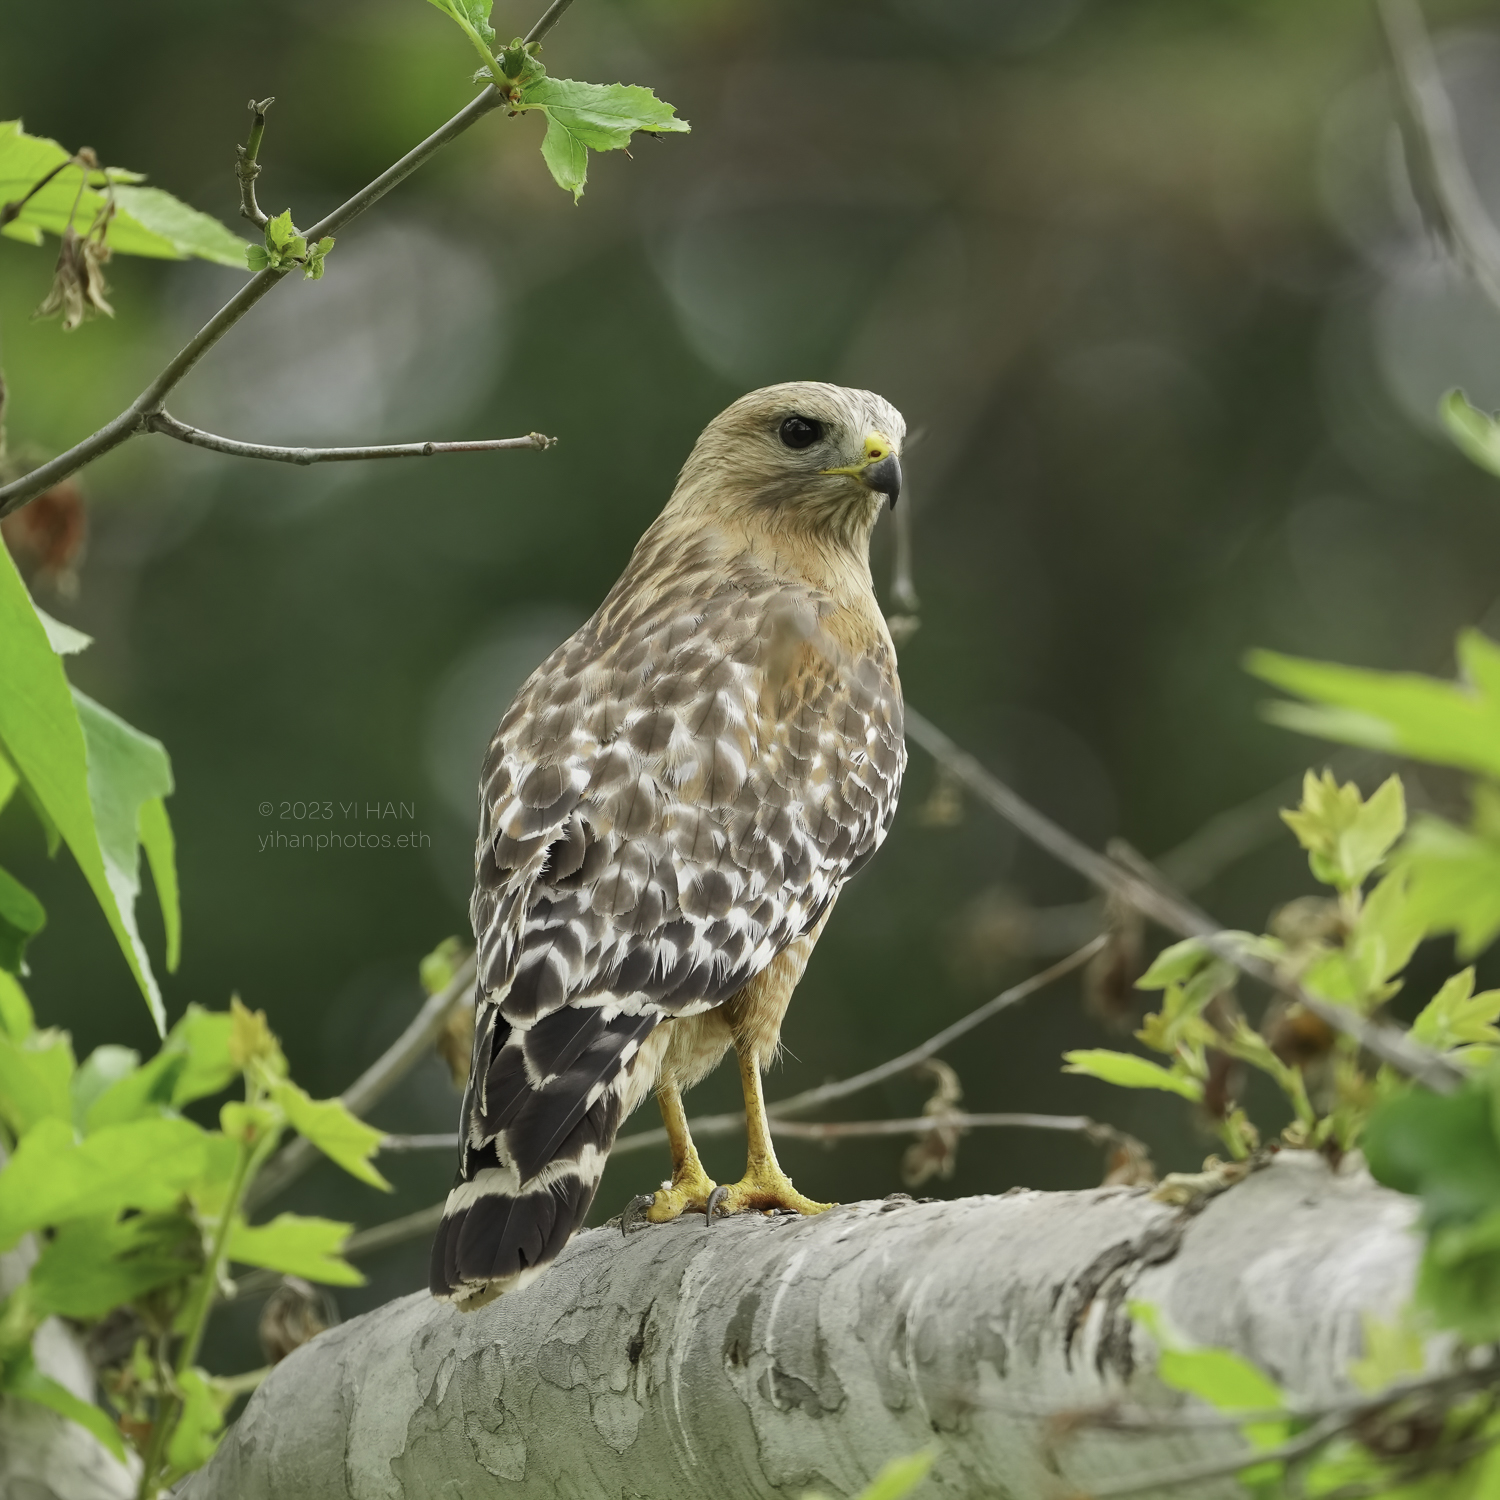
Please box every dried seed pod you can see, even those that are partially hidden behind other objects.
[258,1276,340,1365]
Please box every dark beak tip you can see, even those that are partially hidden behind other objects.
[865,453,902,509]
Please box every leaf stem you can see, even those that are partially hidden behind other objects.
[136,1126,277,1500]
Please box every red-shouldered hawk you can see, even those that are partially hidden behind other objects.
[430,382,906,1308]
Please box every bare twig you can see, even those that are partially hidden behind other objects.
[1378,0,1500,313]
[235,98,275,229]
[343,1202,446,1261]
[1079,1409,1353,1499]
[246,951,476,1209]
[377,1108,1132,1155]
[144,410,554,465]
[903,705,1463,1093]
[524,0,576,44]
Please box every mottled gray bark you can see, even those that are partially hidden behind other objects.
[176,1153,1426,1500]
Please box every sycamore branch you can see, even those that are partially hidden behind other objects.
[144,411,554,465]
[179,1155,1448,1500]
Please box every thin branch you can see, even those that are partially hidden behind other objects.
[0,156,77,228]
[524,0,576,44]
[378,1133,461,1152]
[1080,1409,1353,1500]
[0,58,527,516]
[246,951,476,1209]
[903,705,1464,1093]
[610,936,1107,1158]
[377,1108,1131,1155]
[145,410,554,465]
[343,1202,445,1260]
[235,97,275,229]
[1378,0,1500,314]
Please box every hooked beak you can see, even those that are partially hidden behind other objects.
[821,430,902,509]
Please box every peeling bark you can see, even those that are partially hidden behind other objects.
[180,1154,1422,1500]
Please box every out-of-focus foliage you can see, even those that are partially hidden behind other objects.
[0,121,247,265]
[0,985,385,1489]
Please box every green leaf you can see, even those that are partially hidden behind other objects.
[1279,771,1405,893]
[85,1049,186,1130]
[812,1451,935,1500]
[1364,1079,1500,1229]
[0,1028,75,1136]
[138,797,180,973]
[1137,936,1215,990]
[74,688,177,1033]
[302,236,334,281]
[1062,1049,1204,1101]
[0,121,248,266]
[165,1365,231,1479]
[1248,638,1500,782]
[69,1044,139,1129]
[1349,1310,1425,1396]
[0,1114,211,1251]
[109,184,248,267]
[515,78,690,201]
[227,1213,364,1286]
[419,935,467,996]
[165,1006,238,1106]
[1130,1300,1289,1450]
[1418,1206,1500,1343]
[1398,815,1500,960]
[0,866,45,973]
[0,972,34,1041]
[1440,388,1500,479]
[0,549,174,1031]
[29,1213,198,1319]
[1411,969,1500,1057]
[2,1357,127,1462]
[269,1081,390,1190]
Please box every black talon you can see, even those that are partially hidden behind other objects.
[621,1194,655,1237]
[706,1185,730,1224]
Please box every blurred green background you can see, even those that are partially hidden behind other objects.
[5,0,1500,1372]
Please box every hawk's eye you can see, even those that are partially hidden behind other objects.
[778,415,823,450]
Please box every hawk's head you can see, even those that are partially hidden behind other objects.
[669,382,905,549]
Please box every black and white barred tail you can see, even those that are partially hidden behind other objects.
[429,992,660,1308]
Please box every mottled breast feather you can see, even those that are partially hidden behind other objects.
[433,538,903,1302]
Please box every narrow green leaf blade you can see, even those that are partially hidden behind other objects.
[138,797,180,972]
[1440,388,1500,479]
[1248,645,1500,782]
[1062,1049,1204,1101]
[0,549,167,1030]
[110,184,249,268]
[73,688,176,1032]
[0,866,45,972]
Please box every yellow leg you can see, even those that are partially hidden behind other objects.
[708,1040,832,1219]
[643,1079,717,1223]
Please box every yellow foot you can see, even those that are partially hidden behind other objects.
[621,1163,718,1236]
[645,1163,717,1223]
[707,1164,833,1222]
